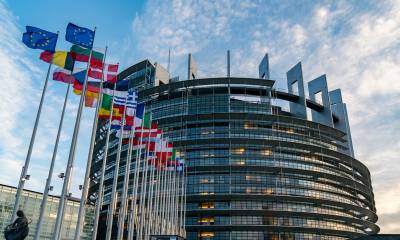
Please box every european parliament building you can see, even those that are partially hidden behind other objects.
[89,54,379,239]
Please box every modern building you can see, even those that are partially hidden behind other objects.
[0,183,94,240]
[89,53,379,239]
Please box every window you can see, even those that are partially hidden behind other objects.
[200,202,215,209]
[199,231,215,237]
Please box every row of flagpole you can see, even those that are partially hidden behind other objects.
[17,22,186,240]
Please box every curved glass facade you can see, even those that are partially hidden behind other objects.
[90,77,378,239]
[139,78,378,239]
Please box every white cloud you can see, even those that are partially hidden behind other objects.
[0,0,41,184]
[0,1,91,198]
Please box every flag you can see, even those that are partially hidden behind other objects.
[70,44,104,62]
[22,26,57,52]
[85,96,98,108]
[134,123,160,138]
[72,69,86,84]
[142,112,152,128]
[98,107,123,120]
[88,63,119,83]
[176,157,185,171]
[112,90,137,123]
[52,68,85,84]
[52,68,75,84]
[65,23,94,49]
[99,90,126,117]
[126,103,144,127]
[111,119,133,130]
[101,93,113,111]
[72,80,100,100]
[103,79,129,91]
[73,80,100,93]
[40,51,74,71]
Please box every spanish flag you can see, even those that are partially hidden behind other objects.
[40,51,75,71]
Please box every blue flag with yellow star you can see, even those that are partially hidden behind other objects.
[22,26,58,52]
[65,23,94,49]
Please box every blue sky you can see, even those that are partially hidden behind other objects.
[0,0,399,233]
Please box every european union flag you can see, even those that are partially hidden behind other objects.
[65,23,95,49]
[22,26,58,52]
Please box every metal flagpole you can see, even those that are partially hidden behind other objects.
[91,82,117,240]
[11,42,57,222]
[160,141,169,234]
[150,138,163,235]
[148,129,163,238]
[179,159,185,236]
[160,143,168,234]
[74,46,108,240]
[166,159,174,234]
[156,154,166,235]
[117,98,137,240]
[127,138,143,239]
[105,91,130,240]
[144,156,154,238]
[154,149,164,235]
[167,161,175,234]
[34,74,71,240]
[53,28,96,240]
[182,162,188,238]
[127,112,146,239]
[173,162,179,234]
[137,128,152,239]
[166,152,174,234]
[173,161,179,234]
[144,138,158,238]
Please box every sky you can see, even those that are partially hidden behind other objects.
[0,0,399,233]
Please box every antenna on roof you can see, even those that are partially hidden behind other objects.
[227,50,231,77]
[167,48,171,74]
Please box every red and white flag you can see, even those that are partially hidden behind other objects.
[88,63,119,83]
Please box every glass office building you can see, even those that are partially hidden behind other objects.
[90,55,379,239]
[0,184,94,240]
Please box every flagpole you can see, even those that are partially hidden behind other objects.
[127,111,146,239]
[182,162,188,238]
[159,141,168,234]
[11,52,55,223]
[172,161,179,235]
[166,142,174,234]
[178,158,185,236]
[150,137,163,236]
[34,76,71,240]
[105,90,130,240]
[91,82,117,240]
[74,46,108,240]
[136,128,152,239]
[144,141,157,238]
[117,99,137,240]
[152,145,163,235]
[53,27,96,240]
